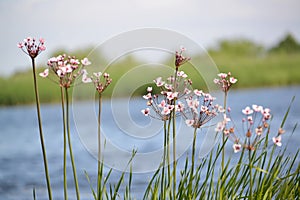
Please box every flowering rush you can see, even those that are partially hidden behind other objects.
[175,47,191,69]
[82,71,112,94]
[18,37,46,58]
[215,104,284,153]
[182,89,221,128]
[39,55,91,88]
[141,70,192,121]
[214,72,237,93]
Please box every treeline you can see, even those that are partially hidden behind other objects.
[1,33,300,105]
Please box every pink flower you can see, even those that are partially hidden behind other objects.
[158,100,166,108]
[255,127,263,136]
[154,77,165,87]
[252,104,263,112]
[177,71,187,78]
[229,77,237,84]
[272,135,282,146]
[161,106,172,115]
[166,91,178,101]
[147,87,152,92]
[81,58,91,66]
[233,143,242,153]
[39,69,49,78]
[143,93,152,100]
[17,42,24,48]
[141,108,150,116]
[215,121,225,132]
[93,72,102,77]
[185,119,195,127]
[103,73,110,78]
[194,89,203,96]
[82,74,92,83]
[218,73,227,79]
[175,101,185,112]
[242,106,253,115]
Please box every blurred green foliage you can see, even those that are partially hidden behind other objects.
[1,33,300,105]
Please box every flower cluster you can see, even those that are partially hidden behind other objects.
[18,37,46,58]
[216,104,284,153]
[175,47,191,69]
[182,90,221,128]
[214,72,238,93]
[82,71,112,94]
[39,55,91,88]
[141,71,192,121]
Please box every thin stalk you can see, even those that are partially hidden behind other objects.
[65,88,80,200]
[220,91,228,200]
[167,116,172,192]
[97,93,102,200]
[188,127,198,198]
[172,101,177,199]
[161,120,167,200]
[31,57,52,200]
[248,149,253,200]
[60,87,68,200]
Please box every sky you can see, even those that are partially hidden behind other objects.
[1,0,300,76]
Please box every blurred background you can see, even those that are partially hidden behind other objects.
[0,0,300,199]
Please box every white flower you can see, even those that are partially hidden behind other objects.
[39,69,49,78]
[233,143,242,153]
[272,136,282,147]
[81,58,91,66]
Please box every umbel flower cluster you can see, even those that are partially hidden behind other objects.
[18,37,46,58]
[216,104,284,153]
[39,55,91,88]
[142,49,221,129]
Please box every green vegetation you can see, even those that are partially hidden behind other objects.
[1,34,300,105]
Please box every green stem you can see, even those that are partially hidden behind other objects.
[188,127,198,198]
[172,102,177,199]
[161,120,167,200]
[60,87,68,200]
[31,58,52,200]
[220,91,228,200]
[65,88,80,200]
[248,149,253,200]
[167,117,172,192]
[97,93,102,200]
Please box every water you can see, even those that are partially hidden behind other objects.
[0,86,299,199]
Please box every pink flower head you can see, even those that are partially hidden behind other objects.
[158,100,166,108]
[185,119,195,127]
[194,89,203,96]
[18,36,46,58]
[252,104,263,112]
[141,108,150,116]
[143,93,152,100]
[177,71,187,78]
[175,101,185,112]
[93,72,102,77]
[103,73,110,78]
[81,58,91,66]
[161,106,172,115]
[166,91,178,101]
[233,143,242,153]
[242,106,253,115]
[82,74,92,83]
[39,69,49,78]
[272,135,282,147]
[217,73,227,79]
[154,77,165,87]
[229,77,237,84]
[175,47,191,68]
[147,87,152,92]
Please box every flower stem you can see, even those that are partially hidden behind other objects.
[172,102,177,199]
[65,87,80,200]
[60,87,68,200]
[188,127,198,198]
[97,93,102,200]
[248,149,253,200]
[161,120,167,200]
[31,58,52,200]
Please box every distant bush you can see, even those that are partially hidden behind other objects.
[270,33,300,53]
